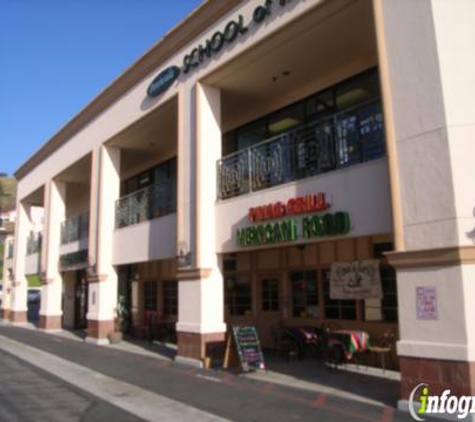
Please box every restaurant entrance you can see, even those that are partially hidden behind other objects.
[223,235,399,369]
[256,274,282,349]
[74,270,88,330]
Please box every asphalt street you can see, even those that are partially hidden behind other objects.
[0,348,142,422]
[0,325,419,421]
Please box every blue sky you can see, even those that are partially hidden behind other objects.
[0,0,202,176]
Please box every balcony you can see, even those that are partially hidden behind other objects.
[115,182,176,229]
[61,212,89,245]
[26,232,42,255]
[217,100,385,200]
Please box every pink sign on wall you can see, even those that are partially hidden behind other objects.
[416,286,438,320]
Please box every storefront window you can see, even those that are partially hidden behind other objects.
[163,280,178,316]
[364,267,398,323]
[291,270,318,318]
[261,277,279,312]
[144,281,158,311]
[225,275,252,316]
[219,68,385,200]
[321,269,357,320]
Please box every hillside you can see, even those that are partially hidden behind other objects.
[0,177,16,211]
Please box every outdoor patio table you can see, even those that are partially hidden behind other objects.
[284,327,318,344]
[327,330,370,361]
[150,320,176,342]
[282,327,319,358]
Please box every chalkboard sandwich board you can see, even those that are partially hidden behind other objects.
[231,325,266,372]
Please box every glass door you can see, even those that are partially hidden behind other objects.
[257,274,282,349]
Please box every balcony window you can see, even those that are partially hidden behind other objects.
[236,120,267,152]
[116,158,177,229]
[61,212,89,245]
[26,232,42,255]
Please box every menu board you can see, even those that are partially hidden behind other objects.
[232,326,266,372]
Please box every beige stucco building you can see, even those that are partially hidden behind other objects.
[3,0,475,410]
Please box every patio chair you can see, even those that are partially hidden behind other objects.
[368,330,396,372]
[134,310,162,344]
[270,324,299,361]
[316,323,346,370]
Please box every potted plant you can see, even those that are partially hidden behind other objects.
[108,295,129,344]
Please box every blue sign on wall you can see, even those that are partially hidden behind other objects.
[147,66,181,97]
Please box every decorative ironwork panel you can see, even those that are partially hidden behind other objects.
[115,182,176,229]
[217,149,250,200]
[335,101,385,168]
[251,138,285,191]
[217,100,385,200]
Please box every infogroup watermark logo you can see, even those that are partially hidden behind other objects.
[409,383,475,420]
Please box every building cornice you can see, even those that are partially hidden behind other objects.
[14,0,242,181]
[176,267,213,281]
[385,245,475,269]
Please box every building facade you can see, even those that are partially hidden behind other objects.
[3,0,475,409]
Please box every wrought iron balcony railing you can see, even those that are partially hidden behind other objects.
[217,100,385,200]
[26,232,42,255]
[61,212,89,245]
[115,182,176,229]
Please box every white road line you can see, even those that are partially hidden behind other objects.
[195,374,222,383]
[0,334,229,422]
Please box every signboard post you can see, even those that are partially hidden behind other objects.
[226,326,266,372]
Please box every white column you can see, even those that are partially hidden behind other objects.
[176,83,226,364]
[10,201,30,323]
[86,145,120,344]
[39,180,66,330]
[374,0,475,406]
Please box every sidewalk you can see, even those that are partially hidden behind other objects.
[0,324,410,422]
[48,324,401,407]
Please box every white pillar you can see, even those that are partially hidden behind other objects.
[38,180,66,330]
[176,84,226,364]
[86,145,120,344]
[374,0,475,405]
[10,201,30,323]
